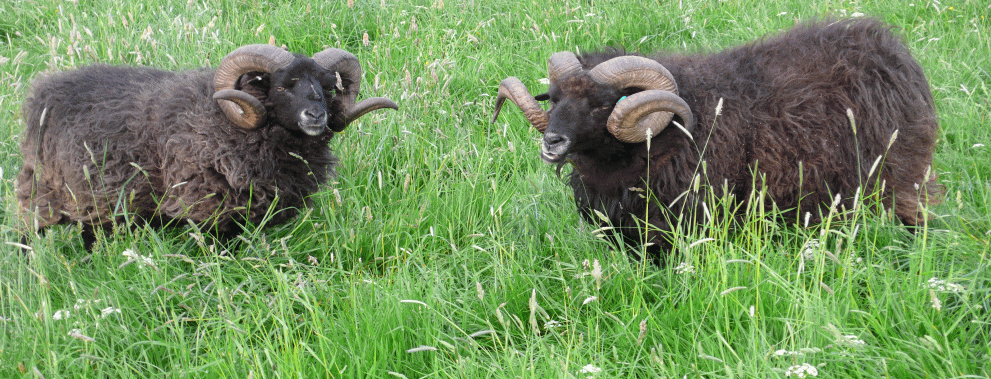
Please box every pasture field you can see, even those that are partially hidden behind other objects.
[0,0,988,377]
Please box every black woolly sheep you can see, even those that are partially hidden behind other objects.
[493,18,942,264]
[17,44,397,248]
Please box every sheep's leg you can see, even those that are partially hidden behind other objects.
[17,236,32,257]
[80,224,98,251]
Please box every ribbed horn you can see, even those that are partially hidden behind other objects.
[213,44,296,129]
[548,51,583,84]
[589,55,684,142]
[346,97,399,123]
[607,90,694,143]
[588,55,677,93]
[492,77,549,132]
[312,48,397,128]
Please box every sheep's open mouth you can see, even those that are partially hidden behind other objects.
[540,148,566,163]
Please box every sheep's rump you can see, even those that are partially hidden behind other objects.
[17,65,336,234]
[658,18,941,224]
[570,19,941,260]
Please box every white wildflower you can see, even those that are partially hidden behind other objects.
[930,290,942,311]
[927,277,964,293]
[538,78,550,85]
[578,364,602,374]
[785,363,819,377]
[122,249,156,269]
[674,262,695,274]
[774,348,823,357]
[544,320,561,329]
[836,334,866,347]
[801,239,820,260]
[774,349,802,357]
[100,307,121,318]
[53,310,70,320]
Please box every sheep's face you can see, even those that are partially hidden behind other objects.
[248,59,341,136]
[538,75,637,164]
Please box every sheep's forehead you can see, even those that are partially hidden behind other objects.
[277,59,327,81]
[554,75,608,99]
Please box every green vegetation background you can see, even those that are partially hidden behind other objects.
[0,0,988,377]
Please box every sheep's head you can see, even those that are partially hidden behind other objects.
[492,52,694,163]
[213,44,397,134]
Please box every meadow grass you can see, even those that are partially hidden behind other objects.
[0,0,988,377]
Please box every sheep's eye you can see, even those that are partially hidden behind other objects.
[276,87,285,92]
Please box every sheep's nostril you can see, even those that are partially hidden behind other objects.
[542,132,571,157]
[544,132,570,149]
[303,109,327,123]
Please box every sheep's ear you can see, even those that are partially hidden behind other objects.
[236,72,271,100]
[535,93,550,101]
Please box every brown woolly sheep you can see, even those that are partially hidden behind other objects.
[493,18,942,264]
[17,44,397,248]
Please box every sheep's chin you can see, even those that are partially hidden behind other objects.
[299,123,327,136]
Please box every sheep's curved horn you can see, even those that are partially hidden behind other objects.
[212,89,266,125]
[312,48,362,112]
[608,90,694,143]
[589,55,684,142]
[312,48,397,128]
[492,77,549,132]
[214,44,296,129]
[589,55,677,93]
[548,51,583,84]
[346,97,399,123]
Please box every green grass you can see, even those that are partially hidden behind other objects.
[1,0,989,377]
